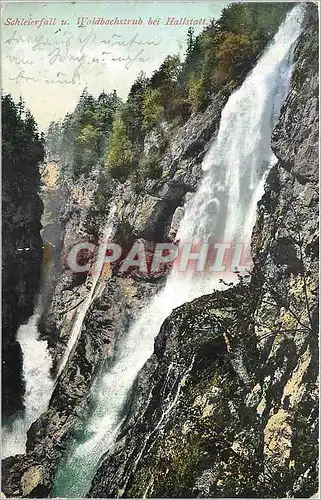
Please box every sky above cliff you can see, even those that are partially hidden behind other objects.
[2,1,226,130]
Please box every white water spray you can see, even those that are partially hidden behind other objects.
[2,314,54,458]
[52,6,304,496]
[2,208,116,459]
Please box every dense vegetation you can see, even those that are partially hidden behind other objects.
[46,89,122,178]
[2,94,45,177]
[46,3,293,184]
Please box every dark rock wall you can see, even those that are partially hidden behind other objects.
[2,112,44,420]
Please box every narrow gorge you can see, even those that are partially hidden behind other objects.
[2,96,45,437]
[1,3,319,499]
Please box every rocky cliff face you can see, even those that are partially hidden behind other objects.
[88,9,319,499]
[1,6,318,499]
[100,89,228,249]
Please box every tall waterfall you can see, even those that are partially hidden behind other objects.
[2,314,54,458]
[52,6,304,497]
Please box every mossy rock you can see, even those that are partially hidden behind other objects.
[21,466,44,496]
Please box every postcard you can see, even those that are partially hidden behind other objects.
[1,1,319,498]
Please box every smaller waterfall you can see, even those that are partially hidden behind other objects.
[2,313,54,458]
[57,206,116,377]
[2,207,116,458]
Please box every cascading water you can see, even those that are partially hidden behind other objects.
[2,313,54,458]
[52,6,304,497]
[2,209,116,458]
[57,205,117,378]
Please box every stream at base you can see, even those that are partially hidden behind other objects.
[2,313,54,458]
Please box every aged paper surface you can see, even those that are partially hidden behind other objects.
[2,1,223,129]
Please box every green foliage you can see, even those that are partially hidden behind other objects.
[217,3,294,40]
[45,2,293,190]
[46,88,122,179]
[106,115,134,179]
[130,152,162,193]
[150,54,185,122]
[123,71,149,144]
[186,27,196,59]
[2,93,45,179]
[181,3,292,114]
[215,32,254,84]
[150,54,182,90]
[188,75,209,112]
[77,123,100,146]
[46,121,61,157]
[139,152,162,180]
[142,88,164,131]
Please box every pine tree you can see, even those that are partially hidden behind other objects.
[186,27,195,58]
